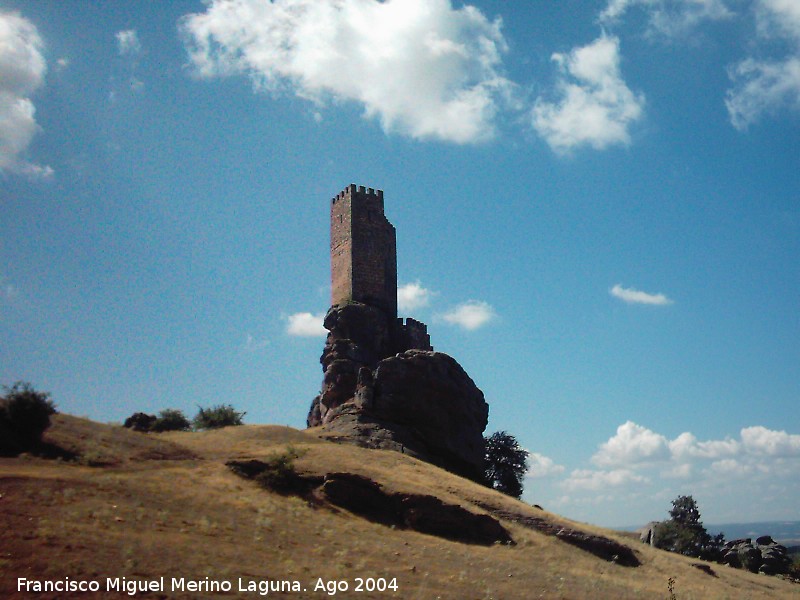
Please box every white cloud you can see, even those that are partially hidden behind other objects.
[532,35,645,153]
[286,312,326,337]
[562,468,648,492]
[755,0,800,41]
[726,57,800,130]
[709,458,753,476]
[116,29,141,56]
[593,421,670,468]
[539,421,800,524]
[661,462,693,479]
[741,426,800,457]
[0,275,19,301]
[726,0,800,129]
[526,452,566,479]
[599,0,732,36]
[610,283,673,305]
[0,11,52,178]
[180,0,514,144]
[668,431,740,460]
[397,281,434,312]
[243,333,270,351]
[440,300,496,330]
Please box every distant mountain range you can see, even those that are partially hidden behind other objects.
[706,521,800,546]
[621,521,800,547]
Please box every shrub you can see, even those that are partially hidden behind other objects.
[151,409,191,432]
[254,447,304,492]
[123,412,157,432]
[192,404,245,430]
[484,430,529,499]
[0,382,57,454]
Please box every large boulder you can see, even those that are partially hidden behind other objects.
[720,537,792,575]
[316,350,489,481]
[309,304,392,426]
[307,304,489,481]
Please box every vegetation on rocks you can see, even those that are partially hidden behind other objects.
[654,495,725,560]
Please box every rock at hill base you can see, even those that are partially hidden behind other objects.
[720,537,792,575]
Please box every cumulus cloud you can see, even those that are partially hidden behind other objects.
[440,300,496,330]
[741,426,800,456]
[592,421,670,467]
[562,468,648,492]
[540,421,800,523]
[726,0,800,129]
[593,421,761,469]
[286,312,326,337]
[610,283,673,305]
[668,431,740,460]
[599,0,732,36]
[532,35,645,153]
[397,281,434,312]
[180,0,513,144]
[526,452,566,479]
[0,11,52,178]
[116,29,142,56]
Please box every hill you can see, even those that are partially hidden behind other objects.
[1,414,798,599]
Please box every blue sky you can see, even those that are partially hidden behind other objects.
[2,0,799,527]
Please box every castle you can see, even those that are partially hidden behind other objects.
[308,184,488,481]
[329,184,431,352]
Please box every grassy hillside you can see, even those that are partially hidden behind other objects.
[1,415,798,599]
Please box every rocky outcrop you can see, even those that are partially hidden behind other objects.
[227,464,511,546]
[481,505,639,567]
[721,536,792,575]
[308,303,489,481]
[321,473,511,545]
[637,521,660,546]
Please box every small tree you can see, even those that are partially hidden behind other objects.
[484,431,529,499]
[655,495,724,560]
[151,409,191,432]
[192,404,245,430]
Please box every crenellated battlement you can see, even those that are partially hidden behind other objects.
[394,317,433,352]
[331,184,384,212]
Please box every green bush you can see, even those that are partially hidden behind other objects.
[192,404,245,430]
[0,382,57,454]
[151,409,191,432]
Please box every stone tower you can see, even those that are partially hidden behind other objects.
[330,184,398,319]
[310,185,488,481]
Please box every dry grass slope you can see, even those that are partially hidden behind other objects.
[0,415,797,599]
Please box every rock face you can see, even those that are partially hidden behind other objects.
[721,536,792,575]
[307,303,488,481]
[636,521,661,546]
